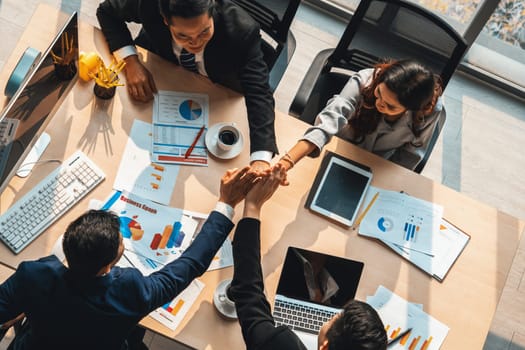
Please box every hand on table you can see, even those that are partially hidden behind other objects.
[123,55,157,102]
[219,166,258,208]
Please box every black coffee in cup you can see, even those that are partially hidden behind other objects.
[219,130,237,145]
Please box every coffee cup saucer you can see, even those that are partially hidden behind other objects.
[205,122,244,160]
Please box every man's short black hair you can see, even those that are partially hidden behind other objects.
[327,299,387,350]
[62,210,121,277]
[158,0,216,20]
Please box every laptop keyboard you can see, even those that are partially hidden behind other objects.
[273,298,338,334]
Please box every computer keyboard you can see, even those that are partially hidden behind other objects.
[0,150,105,254]
[0,118,19,177]
[273,298,338,334]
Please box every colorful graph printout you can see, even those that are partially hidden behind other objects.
[152,90,209,166]
[358,187,443,255]
[150,279,204,330]
[367,286,448,350]
[101,190,198,265]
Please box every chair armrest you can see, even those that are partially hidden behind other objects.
[289,48,334,118]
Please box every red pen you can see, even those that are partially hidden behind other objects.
[184,125,206,158]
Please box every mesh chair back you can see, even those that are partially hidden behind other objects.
[232,0,301,90]
[329,0,467,87]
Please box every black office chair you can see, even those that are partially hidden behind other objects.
[289,0,468,173]
[232,0,301,91]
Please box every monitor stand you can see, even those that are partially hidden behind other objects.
[16,132,51,178]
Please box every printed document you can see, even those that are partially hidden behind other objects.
[113,119,179,205]
[152,90,209,166]
[358,187,443,255]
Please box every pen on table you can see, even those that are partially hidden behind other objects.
[184,125,206,159]
[387,327,412,347]
[353,191,379,229]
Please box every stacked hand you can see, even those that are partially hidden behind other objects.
[219,166,258,208]
[218,164,287,217]
[244,163,286,218]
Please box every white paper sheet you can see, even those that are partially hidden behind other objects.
[359,187,444,255]
[113,119,180,205]
[149,279,205,330]
[367,286,449,350]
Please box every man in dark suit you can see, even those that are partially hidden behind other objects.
[0,167,257,350]
[97,0,277,171]
[230,164,388,350]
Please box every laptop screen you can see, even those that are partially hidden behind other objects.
[276,247,364,308]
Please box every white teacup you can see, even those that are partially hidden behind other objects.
[217,124,240,151]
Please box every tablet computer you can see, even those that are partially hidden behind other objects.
[305,152,373,227]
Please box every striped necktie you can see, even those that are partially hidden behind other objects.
[179,48,199,73]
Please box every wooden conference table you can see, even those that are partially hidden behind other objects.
[1,5,524,349]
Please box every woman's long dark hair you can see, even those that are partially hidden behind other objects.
[349,59,442,142]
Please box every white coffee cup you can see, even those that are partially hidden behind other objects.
[217,124,240,151]
[217,289,236,314]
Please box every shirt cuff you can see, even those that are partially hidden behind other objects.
[250,151,273,164]
[214,202,235,221]
[113,45,138,61]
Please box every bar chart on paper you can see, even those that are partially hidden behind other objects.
[403,215,423,242]
[101,190,198,265]
[367,286,449,350]
[150,279,204,330]
[385,325,434,349]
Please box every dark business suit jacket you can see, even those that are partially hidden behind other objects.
[0,211,233,350]
[230,218,307,350]
[97,0,278,155]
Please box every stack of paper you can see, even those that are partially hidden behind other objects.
[358,187,469,281]
[367,286,449,349]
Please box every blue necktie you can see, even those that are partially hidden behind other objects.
[179,48,199,73]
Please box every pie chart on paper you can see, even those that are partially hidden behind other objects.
[179,100,202,121]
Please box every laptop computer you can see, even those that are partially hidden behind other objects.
[273,247,364,349]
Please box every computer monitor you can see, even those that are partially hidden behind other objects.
[0,12,78,194]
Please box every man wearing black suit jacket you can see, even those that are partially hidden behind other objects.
[230,165,388,350]
[97,0,277,170]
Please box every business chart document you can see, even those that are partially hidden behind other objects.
[152,90,209,166]
[358,187,444,255]
[114,119,179,205]
[367,286,449,350]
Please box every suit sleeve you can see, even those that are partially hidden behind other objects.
[238,30,278,155]
[140,211,234,310]
[0,264,28,323]
[301,68,373,158]
[229,218,279,348]
[97,0,144,53]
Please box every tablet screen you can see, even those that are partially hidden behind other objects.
[309,153,372,226]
